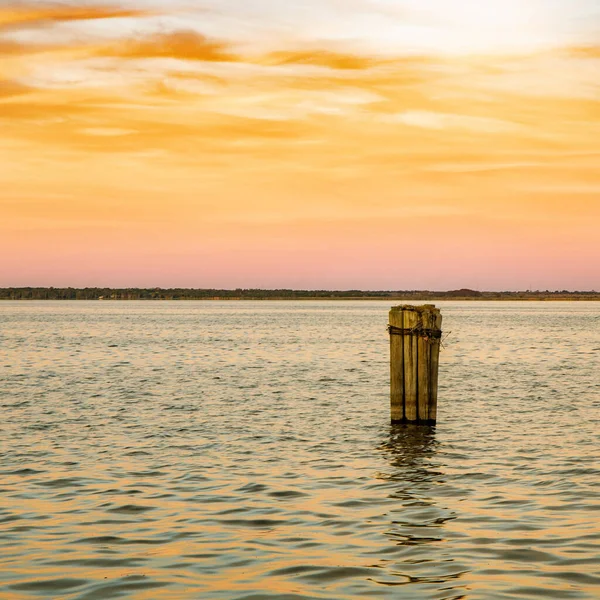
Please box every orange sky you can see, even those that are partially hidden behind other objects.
[1,1,599,289]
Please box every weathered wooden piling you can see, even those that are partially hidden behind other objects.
[389,305,442,425]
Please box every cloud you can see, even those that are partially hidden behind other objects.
[260,50,376,70]
[0,78,32,97]
[0,37,77,55]
[97,30,238,62]
[79,127,137,137]
[567,45,600,58]
[0,3,150,33]
[387,110,520,133]
[0,39,30,54]
[1,16,596,186]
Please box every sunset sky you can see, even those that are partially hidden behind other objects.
[1,0,599,290]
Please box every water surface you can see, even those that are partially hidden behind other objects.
[1,301,599,599]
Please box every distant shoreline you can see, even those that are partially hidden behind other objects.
[1,288,599,302]
[2,298,599,301]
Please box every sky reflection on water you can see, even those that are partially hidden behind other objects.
[0,301,599,599]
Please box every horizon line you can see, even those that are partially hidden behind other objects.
[1,287,598,294]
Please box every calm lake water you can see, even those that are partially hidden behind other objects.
[1,301,599,600]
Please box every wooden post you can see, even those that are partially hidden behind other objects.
[389,305,442,425]
[389,307,405,422]
[403,308,419,422]
[428,309,442,422]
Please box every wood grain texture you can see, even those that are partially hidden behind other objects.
[389,307,405,422]
[428,309,442,422]
[417,309,432,422]
[403,308,419,422]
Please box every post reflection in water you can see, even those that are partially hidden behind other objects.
[372,425,467,599]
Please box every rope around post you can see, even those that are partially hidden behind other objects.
[387,324,442,341]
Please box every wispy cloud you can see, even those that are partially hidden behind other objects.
[0,78,31,97]
[0,3,150,33]
[259,50,376,70]
[387,110,521,133]
[97,30,238,62]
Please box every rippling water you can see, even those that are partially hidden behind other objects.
[1,301,599,599]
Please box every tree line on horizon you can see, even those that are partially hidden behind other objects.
[0,288,597,300]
